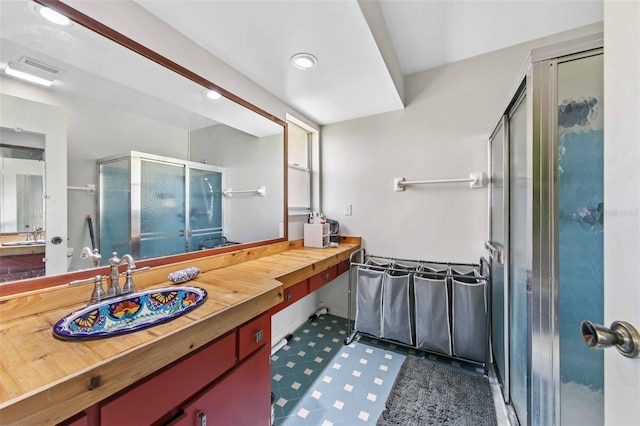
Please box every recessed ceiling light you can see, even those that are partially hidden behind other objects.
[204,89,221,100]
[4,63,54,87]
[37,6,72,26]
[291,53,317,70]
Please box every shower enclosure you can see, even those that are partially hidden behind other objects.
[487,35,604,425]
[97,151,225,260]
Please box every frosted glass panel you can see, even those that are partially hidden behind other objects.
[558,54,604,426]
[509,95,530,426]
[489,121,506,389]
[188,168,223,251]
[99,158,131,257]
[140,160,185,259]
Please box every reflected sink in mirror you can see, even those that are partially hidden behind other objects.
[1,240,46,246]
[53,286,207,340]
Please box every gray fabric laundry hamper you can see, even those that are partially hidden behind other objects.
[354,262,386,337]
[380,270,414,345]
[451,272,488,363]
[414,269,452,356]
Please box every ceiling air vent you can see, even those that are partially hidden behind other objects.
[18,56,62,76]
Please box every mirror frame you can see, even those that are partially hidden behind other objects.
[1,0,288,295]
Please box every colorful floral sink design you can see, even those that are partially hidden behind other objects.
[53,286,207,340]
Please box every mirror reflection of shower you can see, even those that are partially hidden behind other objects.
[202,177,215,222]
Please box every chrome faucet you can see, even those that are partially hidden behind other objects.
[80,247,102,267]
[107,252,135,296]
[71,253,148,305]
[26,225,43,241]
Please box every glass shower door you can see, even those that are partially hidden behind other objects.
[508,92,531,426]
[139,159,186,259]
[187,167,224,251]
[99,158,132,257]
[557,53,604,426]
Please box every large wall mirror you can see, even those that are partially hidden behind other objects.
[0,0,287,288]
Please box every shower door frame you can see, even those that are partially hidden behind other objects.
[531,40,603,426]
[488,114,510,403]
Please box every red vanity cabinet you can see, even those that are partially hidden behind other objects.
[99,332,236,425]
[59,313,272,426]
[179,345,271,426]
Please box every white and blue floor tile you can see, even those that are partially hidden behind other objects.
[271,314,483,425]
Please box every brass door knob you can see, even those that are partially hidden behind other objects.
[581,320,640,358]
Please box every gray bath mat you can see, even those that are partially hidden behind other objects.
[377,355,497,426]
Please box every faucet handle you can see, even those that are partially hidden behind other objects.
[70,275,107,305]
[121,266,150,294]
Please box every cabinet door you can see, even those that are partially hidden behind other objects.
[100,333,235,426]
[182,345,271,426]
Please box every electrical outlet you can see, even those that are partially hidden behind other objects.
[344,203,352,216]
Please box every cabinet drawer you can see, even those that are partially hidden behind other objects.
[100,332,236,426]
[337,259,349,275]
[237,312,271,361]
[269,279,309,316]
[309,265,338,292]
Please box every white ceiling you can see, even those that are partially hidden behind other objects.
[137,0,603,126]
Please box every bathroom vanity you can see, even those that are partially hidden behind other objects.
[0,238,360,425]
[0,234,46,282]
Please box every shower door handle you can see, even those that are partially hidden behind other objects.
[580,320,640,358]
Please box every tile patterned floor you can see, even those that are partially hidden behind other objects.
[271,314,484,425]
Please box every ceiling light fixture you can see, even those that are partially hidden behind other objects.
[37,6,72,26]
[204,89,222,100]
[4,63,54,87]
[291,53,317,70]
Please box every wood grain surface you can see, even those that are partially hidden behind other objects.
[0,238,360,425]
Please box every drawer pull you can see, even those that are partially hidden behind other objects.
[254,330,264,343]
[286,292,293,301]
[197,410,207,426]
[323,273,330,280]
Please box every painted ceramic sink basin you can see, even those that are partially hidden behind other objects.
[53,286,207,340]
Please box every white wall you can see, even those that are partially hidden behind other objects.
[319,22,603,318]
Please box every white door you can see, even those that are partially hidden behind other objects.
[603,1,640,424]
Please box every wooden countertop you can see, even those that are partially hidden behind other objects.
[0,238,360,425]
